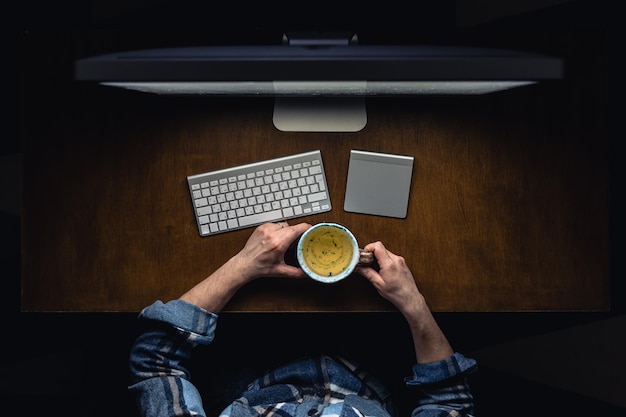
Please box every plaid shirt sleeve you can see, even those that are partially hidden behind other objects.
[405,353,477,416]
[128,300,217,417]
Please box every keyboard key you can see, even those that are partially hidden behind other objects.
[307,191,328,203]
[309,165,322,175]
[197,206,212,216]
[238,209,284,226]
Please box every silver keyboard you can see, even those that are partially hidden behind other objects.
[187,150,332,236]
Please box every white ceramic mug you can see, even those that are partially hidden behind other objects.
[296,222,374,283]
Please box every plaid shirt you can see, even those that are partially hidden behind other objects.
[129,300,476,417]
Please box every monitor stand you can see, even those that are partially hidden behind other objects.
[272,32,367,132]
[273,97,367,132]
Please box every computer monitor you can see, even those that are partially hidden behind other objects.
[74,32,563,132]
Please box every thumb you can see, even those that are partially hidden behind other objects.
[275,264,307,279]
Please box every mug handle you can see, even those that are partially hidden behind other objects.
[358,249,376,266]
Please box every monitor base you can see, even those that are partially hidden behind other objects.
[273,97,367,132]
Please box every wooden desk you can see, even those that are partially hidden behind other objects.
[21,31,610,312]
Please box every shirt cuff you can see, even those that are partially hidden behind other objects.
[405,353,477,386]
[139,299,218,345]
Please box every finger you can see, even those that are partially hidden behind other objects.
[355,265,384,287]
[274,222,311,250]
[281,222,311,240]
[273,221,287,230]
[362,241,384,253]
[361,241,393,264]
[275,264,307,279]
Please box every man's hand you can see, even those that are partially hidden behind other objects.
[232,221,311,283]
[356,241,423,316]
[356,241,454,364]
[179,222,310,313]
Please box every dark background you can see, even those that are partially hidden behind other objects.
[6,1,624,416]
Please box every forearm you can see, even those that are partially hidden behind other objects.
[401,294,454,364]
[402,297,476,415]
[179,255,252,313]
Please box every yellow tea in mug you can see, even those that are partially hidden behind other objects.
[300,225,355,278]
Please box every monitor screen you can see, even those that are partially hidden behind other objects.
[100,80,537,96]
